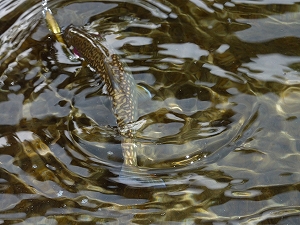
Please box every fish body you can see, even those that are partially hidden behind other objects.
[44,9,165,187]
[63,26,138,135]
[63,25,138,166]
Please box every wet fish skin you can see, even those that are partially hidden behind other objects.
[44,11,165,187]
[63,25,138,138]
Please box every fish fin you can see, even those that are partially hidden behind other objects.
[74,68,81,77]
[73,61,93,77]
[82,60,89,68]
[136,84,152,103]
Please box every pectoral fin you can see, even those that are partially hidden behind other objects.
[136,84,152,103]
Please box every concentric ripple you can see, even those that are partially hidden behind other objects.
[1,0,300,224]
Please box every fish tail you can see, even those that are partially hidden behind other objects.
[121,139,138,167]
[119,139,166,188]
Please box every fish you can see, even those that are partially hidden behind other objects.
[63,25,138,135]
[63,25,140,169]
[44,10,164,187]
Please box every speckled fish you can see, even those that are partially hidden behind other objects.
[63,25,140,167]
[44,10,164,187]
[63,26,137,133]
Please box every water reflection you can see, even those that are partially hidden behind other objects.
[1,0,300,223]
[239,54,300,84]
[236,13,300,43]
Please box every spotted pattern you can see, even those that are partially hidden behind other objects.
[63,25,138,166]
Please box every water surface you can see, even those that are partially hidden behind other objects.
[1,0,300,224]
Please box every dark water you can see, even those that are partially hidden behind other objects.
[1,0,300,224]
